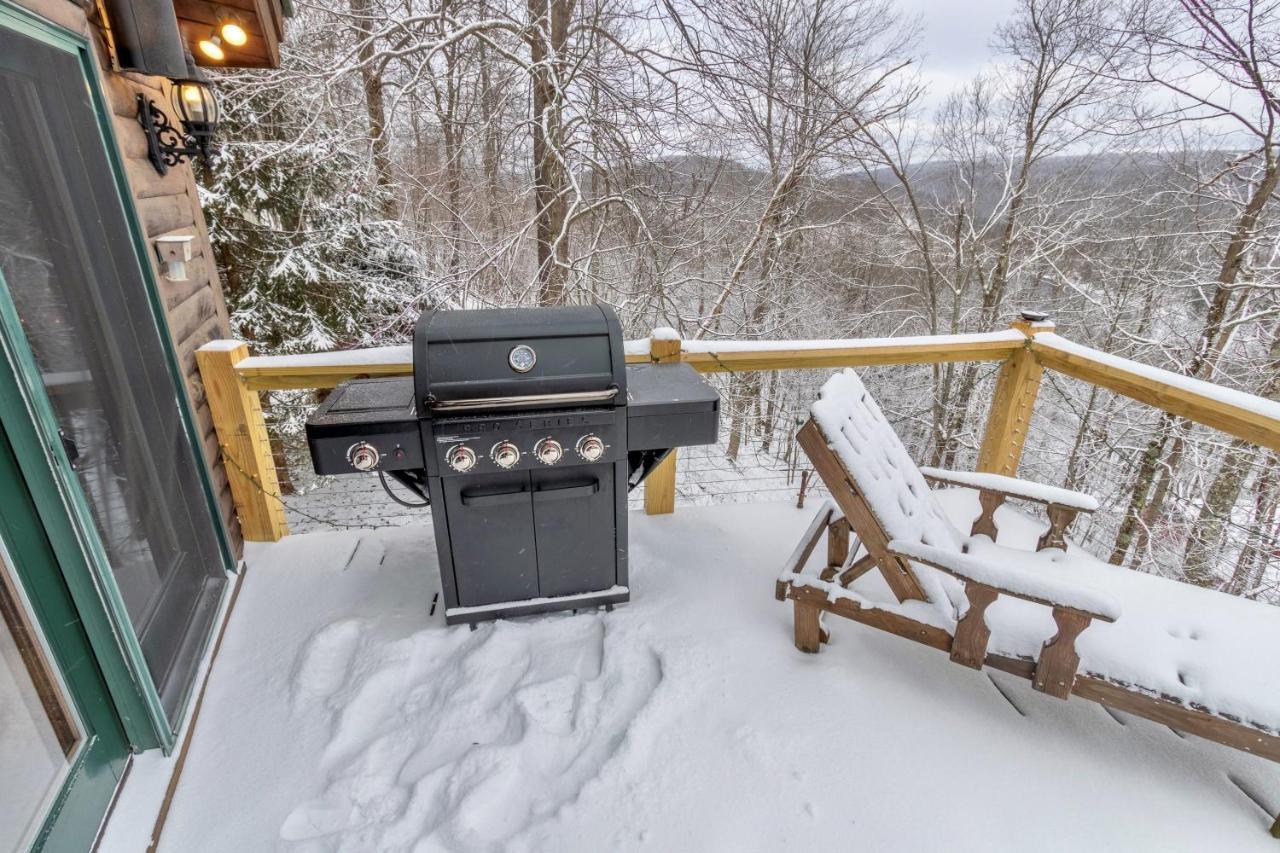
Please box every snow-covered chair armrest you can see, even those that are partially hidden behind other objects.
[918,467,1099,511]
[918,467,1098,551]
[888,540,1119,621]
[887,539,1119,699]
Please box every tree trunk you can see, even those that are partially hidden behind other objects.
[938,361,979,469]
[528,0,572,304]
[1183,324,1280,583]
[1111,161,1279,566]
[1228,463,1277,596]
[725,374,745,462]
[441,42,463,275]
[1184,441,1256,585]
[479,40,502,232]
[1133,422,1190,563]
[350,0,396,219]
[1110,411,1174,565]
[1063,384,1102,491]
[760,370,778,454]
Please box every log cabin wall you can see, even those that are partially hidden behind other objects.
[11,0,244,555]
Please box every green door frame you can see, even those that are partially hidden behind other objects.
[0,428,131,852]
[0,0,237,753]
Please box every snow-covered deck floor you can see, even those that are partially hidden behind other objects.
[155,502,1279,851]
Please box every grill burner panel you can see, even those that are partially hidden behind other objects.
[307,377,420,475]
[425,409,623,476]
[306,306,718,624]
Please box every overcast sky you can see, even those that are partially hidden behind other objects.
[894,0,1017,107]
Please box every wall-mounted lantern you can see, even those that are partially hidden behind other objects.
[136,55,220,175]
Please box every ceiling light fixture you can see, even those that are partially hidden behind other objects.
[197,33,225,61]
[219,18,248,47]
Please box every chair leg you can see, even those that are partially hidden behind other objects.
[794,599,822,654]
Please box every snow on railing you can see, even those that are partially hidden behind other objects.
[231,330,1029,391]
[1030,334,1280,452]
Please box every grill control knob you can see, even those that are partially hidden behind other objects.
[447,444,476,472]
[491,440,520,469]
[348,442,380,471]
[535,438,563,465]
[576,434,605,462]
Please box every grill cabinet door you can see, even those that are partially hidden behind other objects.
[441,472,539,606]
[531,467,617,597]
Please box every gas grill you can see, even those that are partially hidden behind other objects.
[306,306,718,625]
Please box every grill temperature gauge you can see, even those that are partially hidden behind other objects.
[447,444,476,472]
[534,438,563,465]
[576,434,605,462]
[491,440,520,469]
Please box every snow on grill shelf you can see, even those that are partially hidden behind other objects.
[135,499,1280,853]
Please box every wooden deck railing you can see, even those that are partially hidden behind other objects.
[198,317,1280,542]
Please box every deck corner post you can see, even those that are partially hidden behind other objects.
[196,341,289,542]
[644,334,682,515]
[976,315,1053,477]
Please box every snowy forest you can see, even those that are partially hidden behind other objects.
[199,0,1280,601]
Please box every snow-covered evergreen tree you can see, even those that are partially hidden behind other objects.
[200,71,433,353]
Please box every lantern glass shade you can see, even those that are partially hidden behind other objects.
[170,80,219,131]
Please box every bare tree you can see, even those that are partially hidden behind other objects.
[1109,0,1280,567]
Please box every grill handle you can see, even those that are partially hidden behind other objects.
[533,479,600,501]
[428,387,618,413]
[459,486,530,507]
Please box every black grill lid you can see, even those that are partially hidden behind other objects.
[413,306,627,413]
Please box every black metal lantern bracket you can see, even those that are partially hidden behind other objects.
[136,94,211,175]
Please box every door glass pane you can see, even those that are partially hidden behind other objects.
[0,30,226,718]
[0,548,81,852]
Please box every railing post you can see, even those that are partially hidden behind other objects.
[197,341,289,542]
[644,334,682,515]
[976,314,1053,477]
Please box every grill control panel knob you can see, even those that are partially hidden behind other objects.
[491,440,520,469]
[348,441,381,471]
[576,434,605,462]
[535,438,563,465]
[447,444,477,472]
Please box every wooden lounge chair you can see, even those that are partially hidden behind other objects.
[776,368,1280,836]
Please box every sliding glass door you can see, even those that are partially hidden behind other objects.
[0,6,231,739]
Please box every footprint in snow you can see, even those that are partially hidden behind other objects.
[279,614,662,852]
[291,619,364,705]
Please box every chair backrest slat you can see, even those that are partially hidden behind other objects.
[803,369,968,606]
[811,369,965,553]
